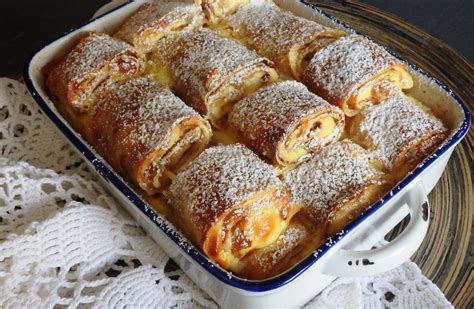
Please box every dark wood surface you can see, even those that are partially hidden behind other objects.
[0,0,471,307]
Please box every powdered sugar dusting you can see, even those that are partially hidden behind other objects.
[284,140,384,222]
[268,224,307,265]
[303,34,400,103]
[63,32,133,84]
[114,2,195,43]
[91,77,199,164]
[249,223,308,273]
[169,144,282,236]
[229,81,343,161]
[353,90,447,169]
[228,2,339,74]
[159,28,271,113]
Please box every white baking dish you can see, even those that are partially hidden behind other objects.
[24,0,471,307]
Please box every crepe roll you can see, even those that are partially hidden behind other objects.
[115,2,205,53]
[302,35,413,116]
[228,81,344,166]
[348,87,448,180]
[45,31,142,113]
[87,77,212,194]
[284,140,388,236]
[196,0,250,24]
[237,218,311,280]
[227,2,345,78]
[169,144,300,271]
[158,29,278,127]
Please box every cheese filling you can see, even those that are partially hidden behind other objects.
[346,67,414,115]
[135,16,198,54]
[69,68,110,112]
[138,117,211,193]
[207,67,278,127]
[278,115,338,164]
[292,36,341,78]
[204,0,249,21]
[152,126,209,189]
[69,53,141,112]
[202,189,299,271]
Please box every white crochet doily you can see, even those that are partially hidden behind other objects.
[0,78,452,308]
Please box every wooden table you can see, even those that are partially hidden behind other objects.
[310,2,473,307]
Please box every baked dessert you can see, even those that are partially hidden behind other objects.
[228,81,344,166]
[86,77,212,194]
[42,0,450,280]
[155,28,278,127]
[348,85,448,180]
[302,34,414,116]
[114,2,205,54]
[227,1,345,78]
[169,144,300,272]
[44,31,142,113]
[284,140,388,236]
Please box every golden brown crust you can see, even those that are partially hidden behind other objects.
[169,144,300,271]
[227,2,345,78]
[156,29,278,127]
[348,89,448,180]
[228,81,344,165]
[45,31,142,113]
[86,77,212,194]
[114,3,165,43]
[284,140,388,234]
[302,35,413,116]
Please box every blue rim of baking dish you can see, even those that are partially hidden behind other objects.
[23,0,471,292]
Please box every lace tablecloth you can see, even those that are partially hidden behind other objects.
[0,78,453,308]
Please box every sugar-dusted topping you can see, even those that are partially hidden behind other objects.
[169,144,282,233]
[92,77,198,160]
[228,2,337,65]
[303,34,400,103]
[62,32,133,84]
[161,28,268,102]
[205,59,274,114]
[284,140,384,221]
[114,2,195,43]
[268,224,307,265]
[229,81,342,156]
[355,90,447,169]
[249,223,308,272]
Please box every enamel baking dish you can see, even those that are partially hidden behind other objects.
[24,0,471,307]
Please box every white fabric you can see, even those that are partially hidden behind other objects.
[0,77,452,308]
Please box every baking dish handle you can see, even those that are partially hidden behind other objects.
[322,183,430,277]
